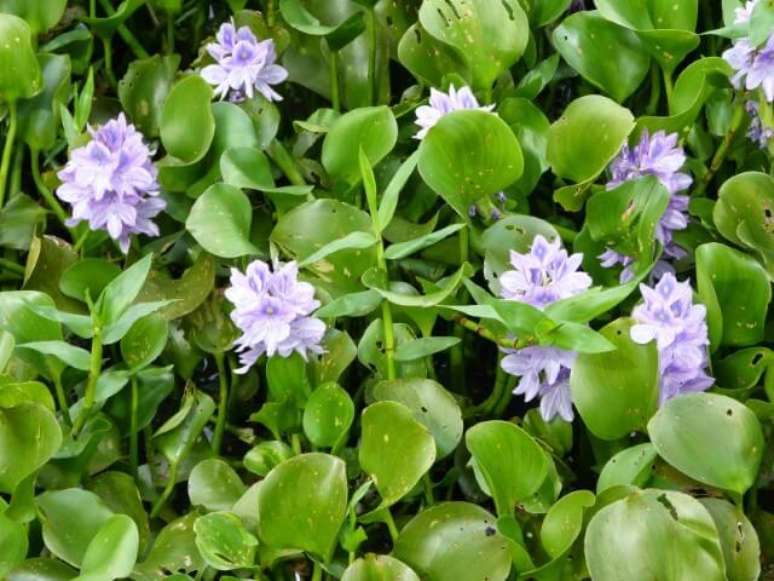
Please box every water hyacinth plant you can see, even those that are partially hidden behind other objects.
[0,1,772,580]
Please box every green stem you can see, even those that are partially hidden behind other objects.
[31,149,69,227]
[694,98,746,197]
[0,100,18,209]
[646,64,661,116]
[212,352,229,455]
[102,38,118,88]
[450,227,469,393]
[0,257,24,275]
[452,315,527,350]
[52,372,72,427]
[291,432,302,455]
[493,374,517,417]
[328,48,340,112]
[661,68,673,110]
[422,474,434,506]
[312,561,323,581]
[144,425,158,487]
[267,139,306,186]
[166,14,175,54]
[383,508,399,542]
[130,375,139,477]
[98,0,149,59]
[469,352,508,417]
[366,9,378,105]
[72,327,103,434]
[9,144,22,197]
[381,299,396,380]
[151,461,178,518]
[90,0,96,17]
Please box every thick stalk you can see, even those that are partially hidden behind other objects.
[130,375,139,477]
[31,149,69,227]
[151,461,178,518]
[98,0,150,59]
[0,100,18,208]
[0,257,24,275]
[661,68,673,110]
[52,372,72,427]
[450,227,469,393]
[212,352,229,455]
[694,99,746,197]
[72,327,103,434]
[328,49,340,112]
[645,64,661,115]
[167,15,175,54]
[267,139,306,186]
[366,9,378,105]
[102,38,118,88]
[9,145,22,196]
[312,561,323,581]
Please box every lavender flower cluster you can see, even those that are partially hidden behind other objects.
[747,100,773,148]
[56,114,165,254]
[498,235,592,422]
[413,84,495,140]
[631,273,714,404]
[723,0,774,102]
[225,259,326,373]
[201,21,288,102]
[599,130,692,282]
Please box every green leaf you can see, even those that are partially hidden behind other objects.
[120,313,168,372]
[303,382,354,449]
[397,23,470,88]
[193,512,258,571]
[540,490,595,559]
[102,300,173,345]
[36,489,114,567]
[313,329,358,384]
[647,392,764,497]
[378,151,419,231]
[393,336,460,362]
[98,254,153,326]
[385,224,465,260]
[418,0,529,91]
[257,453,347,560]
[17,54,71,151]
[133,513,205,579]
[59,259,121,304]
[393,502,511,581]
[186,183,260,258]
[547,94,635,187]
[22,236,81,314]
[0,14,41,102]
[155,390,216,466]
[700,498,761,581]
[316,289,382,318]
[0,499,27,577]
[87,471,150,554]
[370,378,463,459]
[585,489,725,581]
[76,515,139,581]
[553,11,649,102]
[362,263,469,308]
[359,401,436,507]
[418,110,523,218]
[6,558,77,580]
[299,231,377,267]
[466,420,548,517]
[17,341,90,370]
[0,0,67,35]
[80,0,146,37]
[322,106,398,185]
[597,443,658,494]
[714,172,774,278]
[135,254,215,321]
[498,97,551,196]
[243,441,292,477]
[0,402,61,493]
[279,0,365,50]
[695,243,770,350]
[188,458,246,512]
[118,54,180,138]
[570,318,660,440]
[160,75,215,164]
[342,554,420,581]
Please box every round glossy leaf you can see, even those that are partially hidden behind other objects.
[6,558,76,581]
[570,318,659,440]
[359,401,436,507]
[0,402,62,493]
[257,453,347,560]
[0,14,41,102]
[465,420,548,517]
[597,443,658,494]
[78,514,139,581]
[695,243,770,349]
[59,259,121,304]
[497,97,550,197]
[303,382,354,448]
[271,199,376,295]
[132,513,205,579]
[547,95,635,184]
[322,106,398,185]
[120,313,168,372]
[186,183,259,258]
[118,54,180,137]
[342,554,420,581]
[370,378,463,459]
[17,53,71,151]
[188,458,246,512]
[160,75,215,164]
[714,172,774,278]
[700,498,760,581]
[418,110,524,218]
[87,471,150,553]
[585,489,725,581]
[220,146,274,190]
[540,489,595,558]
[393,502,511,581]
[418,0,528,91]
[553,12,649,102]
[243,440,293,477]
[193,512,258,571]
[36,489,114,567]
[397,23,470,88]
[0,0,67,34]
[647,392,764,497]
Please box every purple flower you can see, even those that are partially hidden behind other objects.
[746,100,774,147]
[56,114,164,253]
[569,0,586,12]
[201,21,288,102]
[499,235,592,309]
[414,85,495,139]
[600,130,692,281]
[724,33,774,103]
[498,235,592,422]
[225,259,325,373]
[630,273,713,404]
[734,0,758,24]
